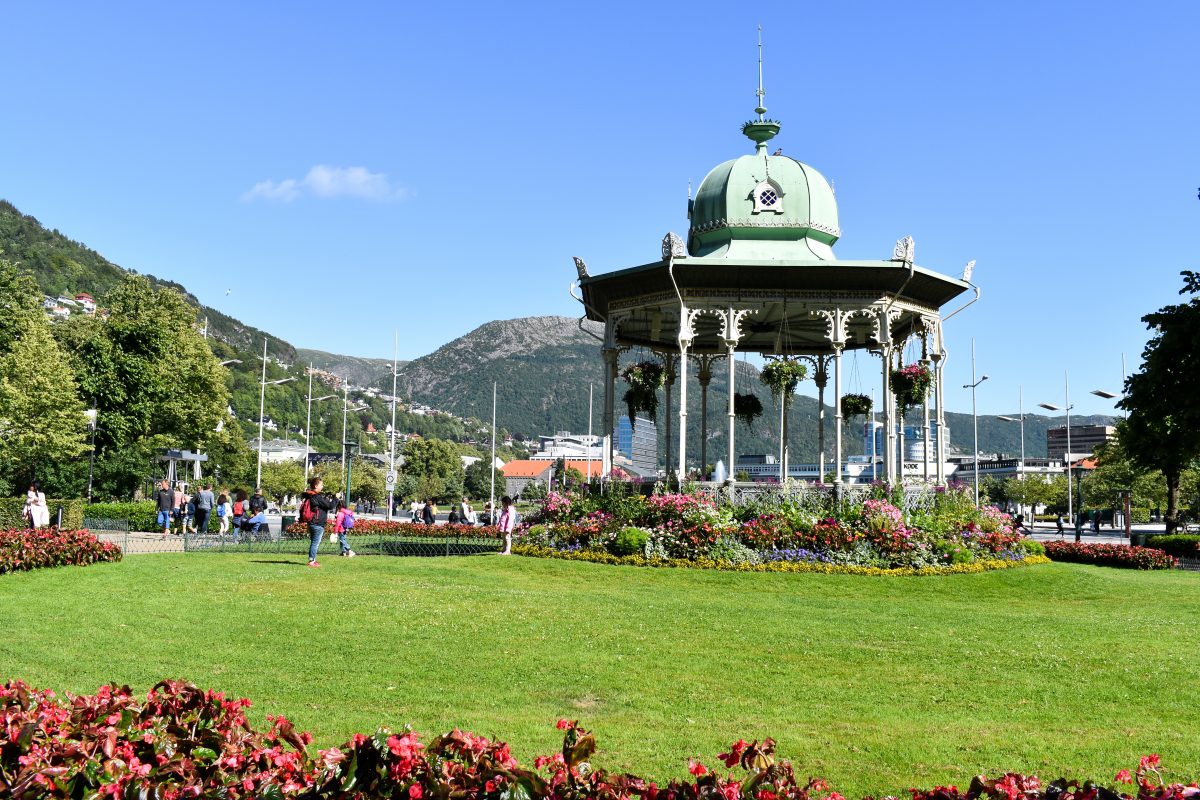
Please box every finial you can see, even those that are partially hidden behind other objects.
[742,26,780,153]
[756,25,766,120]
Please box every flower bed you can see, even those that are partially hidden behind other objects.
[1044,540,1176,570]
[285,519,501,540]
[519,485,1044,572]
[1,679,1191,800]
[0,528,122,574]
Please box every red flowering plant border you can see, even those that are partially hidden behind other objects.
[1044,541,1176,570]
[2,679,1196,800]
[0,528,122,575]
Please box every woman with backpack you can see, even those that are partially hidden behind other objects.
[232,490,248,532]
[333,501,357,558]
[216,490,232,534]
[299,476,338,568]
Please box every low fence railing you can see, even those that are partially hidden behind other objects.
[87,528,502,557]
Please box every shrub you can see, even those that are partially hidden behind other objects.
[611,526,649,556]
[7,678,1178,800]
[0,528,122,574]
[1018,538,1046,557]
[1044,541,1175,570]
[84,501,159,532]
[1144,534,1200,559]
[706,535,761,565]
[0,497,86,530]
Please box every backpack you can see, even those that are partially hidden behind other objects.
[217,504,226,518]
[299,496,315,524]
[342,511,355,530]
[233,500,244,516]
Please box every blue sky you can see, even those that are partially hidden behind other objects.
[4,1,1197,418]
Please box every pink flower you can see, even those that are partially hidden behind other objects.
[409,784,424,798]
[1116,770,1133,784]
[689,759,708,777]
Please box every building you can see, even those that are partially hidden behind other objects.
[74,292,96,314]
[615,416,657,476]
[532,432,604,461]
[248,437,308,463]
[1046,425,1115,461]
[500,460,554,498]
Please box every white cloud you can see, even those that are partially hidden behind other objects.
[241,165,406,202]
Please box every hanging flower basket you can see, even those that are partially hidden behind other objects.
[840,393,872,418]
[733,393,764,429]
[621,361,664,428]
[759,358,807,398]
[891,363,932,417]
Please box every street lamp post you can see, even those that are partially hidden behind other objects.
[305,382,338,484]
[1039,371,1075,539]
[997,387,1027,476]
[962,339,989,506]
[257,340,296,488]
[340,385,369,495]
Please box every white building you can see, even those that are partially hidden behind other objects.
[248,437,308,463]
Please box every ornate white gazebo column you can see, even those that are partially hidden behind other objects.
[676,316,696,482]
[660,352,677,477]
[602,345,619,472]
[722,308,753,480]
[933,320,948,485]
[694,353,721,479]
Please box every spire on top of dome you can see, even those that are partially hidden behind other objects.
[743,26,780,153]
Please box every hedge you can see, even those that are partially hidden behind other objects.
[0,497,85,530]
[1144,534,1200,559]
[1,678,1191,800]
[83,501,160,532]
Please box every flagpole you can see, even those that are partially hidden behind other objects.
[489,381,497,523]
[387,330,398,521]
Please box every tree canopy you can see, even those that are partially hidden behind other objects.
[1119,271,1200,532]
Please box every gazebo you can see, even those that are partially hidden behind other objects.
[573,73,977,489]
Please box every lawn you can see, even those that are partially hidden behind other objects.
[1,554,1198,797]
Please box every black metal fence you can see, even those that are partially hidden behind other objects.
[87,525,501,558]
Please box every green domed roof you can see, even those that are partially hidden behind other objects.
[687,127,840,261]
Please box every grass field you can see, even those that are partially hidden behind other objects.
[2,554,1198,796]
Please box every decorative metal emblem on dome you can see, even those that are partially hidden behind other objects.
[661,232,686,261]
[573,256,589,279]
[891,235,915,263]
[750,178,785,215]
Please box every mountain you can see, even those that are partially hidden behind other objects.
[295,348,405,388]
[0,200,296,361]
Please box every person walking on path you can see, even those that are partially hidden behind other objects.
[194,483,215,534]
[216,490,232,534]
[173,483,188,534]
[459,497,475,525]
[155,480,174,538]
[333,501,357,558]
[421,499,435,525]
[497,495,516,555]
[23,481,49,529]
[299,476,337,567]
[1056,514,1065,538]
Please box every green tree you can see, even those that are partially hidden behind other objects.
[464,458,504,500]
[349,457,384,503]
[1120,271,1200,533]
[260,460,305,504]
[0,322,89,492]
[0,259,45,355]
[401,438,464,502]
[64,276,230,497]
[310,461,344,495]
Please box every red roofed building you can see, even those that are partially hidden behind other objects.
[500,460,553,498]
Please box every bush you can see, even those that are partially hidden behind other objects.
[1019,538,1046,557]
[1044,541,1175,570]
[611,526,649,556]
[0,497,85,530]
[707,535,762,565]
[0,528,122,574]
[5,678,1182,800]
[1143,534,1200,559]
[84,501,159,532]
